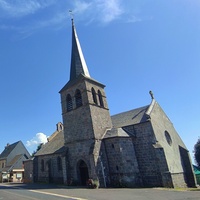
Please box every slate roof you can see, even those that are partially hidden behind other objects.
[60,73,104,93]
[8,154,23,166]
[70,19,90,82]
[1,154,24,172]
[103,128,130,139]
[35,130,65,156]
[0,141,20,159]
[111,105,150,128]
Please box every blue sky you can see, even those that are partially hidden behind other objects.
[0,0,199,163]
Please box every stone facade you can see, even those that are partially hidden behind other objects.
[60,75,113,186]
[31,21,196,188]
[23,159,34,183]
[104,136,141,187]
[34,154,65,184]
[32,122,67,184]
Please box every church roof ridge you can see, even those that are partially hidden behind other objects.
[34,130,65,156]
[111,105,150,128]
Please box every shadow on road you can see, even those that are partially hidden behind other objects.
[1,182,200,191]
[0,182,86,190]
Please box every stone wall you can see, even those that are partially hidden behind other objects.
[61,78,112,143]
[153,147,173,187]
[66,139,102,185]
[132,122,163,187]
[23,159,34,183]
[104,137,141,187]
[171,172,187,188]
[66,140,94,182]
[150,102,196,187]
[61,77,113,186]
[36,154,64,184]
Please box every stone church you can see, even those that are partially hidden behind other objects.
[32,20,196,188]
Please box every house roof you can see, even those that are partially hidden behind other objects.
[8,154,23,166]
[1,154,24,172]
[193,165,200,175]
[35,130,65,156]
[0,141,20,159]
[111,105,150,128]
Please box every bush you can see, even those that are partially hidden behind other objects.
[87,179,99,189]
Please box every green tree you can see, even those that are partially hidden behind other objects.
[31,143,43,157]
[194,138,200,167]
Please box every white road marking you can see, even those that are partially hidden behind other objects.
[29,190,88,200]
[1,190,39,200]
[0,184,10,187]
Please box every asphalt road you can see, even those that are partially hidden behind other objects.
[0,183,199,200]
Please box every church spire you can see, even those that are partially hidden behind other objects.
[70,18,90,81]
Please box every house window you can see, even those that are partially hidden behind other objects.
[41,159,44,172]
[75,89,83,108]
[2,162,4,168]
[57,156,62,171]
[98,90,104,107]
[165,131,172,146]
[16,173,22,179]
[92,88,97,104]
[66,94,73,111]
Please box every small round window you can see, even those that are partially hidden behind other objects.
[165,131,172,146]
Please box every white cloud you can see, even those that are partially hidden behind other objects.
[38,12,67,28]
[96,0,123,23]
[0,0,55,18]
[0,0,144,36]
[73,0,92,15]
[26,132,48,148]
[72,0,124,24]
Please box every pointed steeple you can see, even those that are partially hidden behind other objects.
[70,19,90,81]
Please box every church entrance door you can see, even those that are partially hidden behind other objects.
[78,160,89,186]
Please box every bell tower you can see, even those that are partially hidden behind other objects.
[59,19,112,185]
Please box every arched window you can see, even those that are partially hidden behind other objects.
[91,88,97,104]
[75,89,83,108]
[66,94,73,111]
[41,159,44,172]
[98,90,104,107]
[57,156,62,171]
